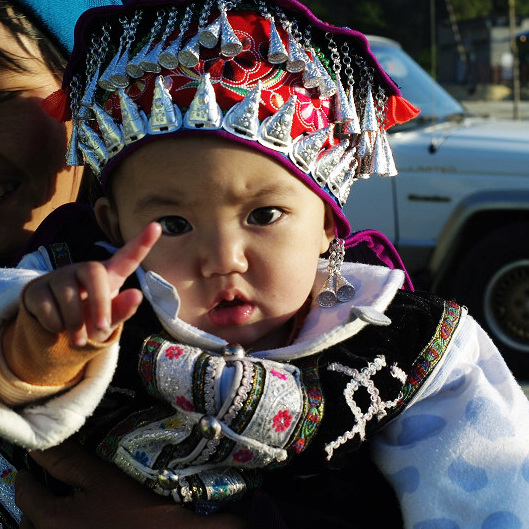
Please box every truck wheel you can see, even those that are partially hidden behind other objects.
[449,222,529,376]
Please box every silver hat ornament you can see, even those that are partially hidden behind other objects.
[223,82,263,139]
[183,73,223,129]
[57,0,416,243]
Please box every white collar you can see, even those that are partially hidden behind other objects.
[135,259,405,362]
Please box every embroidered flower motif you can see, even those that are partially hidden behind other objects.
[176,395,194,412]
[165,345,185,360]
[270,369,287,381]
[272,409,292,432]
[232,449,253,463]
[294,85,331,132]
[1,468,15,485]
[134,451,149,466]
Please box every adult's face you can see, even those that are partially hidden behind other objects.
[0,19,82,265]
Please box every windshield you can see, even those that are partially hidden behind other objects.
[369,38,465,123]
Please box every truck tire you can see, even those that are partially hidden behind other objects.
[449,222,529,376]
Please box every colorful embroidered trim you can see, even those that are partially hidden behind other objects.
[48,242,73,269]
[288,356,324,455]
[395,300,462,408]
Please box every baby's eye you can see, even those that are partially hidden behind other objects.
[157,216,191,235]
[247,207,284,226]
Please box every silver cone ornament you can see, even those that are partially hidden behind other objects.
[178,33,201,68]
[334,77,356,124]
[344,87,361,134]
[92,103,124,156]
[148,75,183,133]
[223,82,262,139]
[183,73,222,129]
[327,149,356,197]
[267,18,288,64]
[140,41,164,73]
[220,11,243,57]
[98,50,122,91]
[109,48,131,88]
[66,123,83,166]
[290,125,333,173]
[199,16,221,48]
[314,140,349,187]
[361,85,378,132]
[258,95,297,152]
[118,89,148,144]
[158,33,184,69]
[286,34,307,73]
[79,121,108,165]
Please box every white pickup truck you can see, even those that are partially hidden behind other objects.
[345,36,529,375]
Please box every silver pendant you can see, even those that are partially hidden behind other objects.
[109,48,131,88]
[140,41,164,73]
[183,73,222,129]
[148,75,183,133]
[92,103,124,157]
[302,54,321,89]
[158,33,184,70]
[258,95,297,152]
[178,33,201,68]
[335,274,356,302]
[361,85,378,132]
[223,82,262,139]
[286,34,307,73]
[126,40,150,78]
[267,18,288,64]
[344,87,361,134]
[314,140,349,187]
[317,276,337,308]
[78,142,102,175]
[198,416,222,440]
[334,76,355,123]
[220,11,242,57]
[66,123,82,166]
[290,125,333,173]
[199,16,221,48]
[98,50,122,91]
[338,167,357,206]
[327,149,356,197]
[79,121,108,164]
[118,89,147,144]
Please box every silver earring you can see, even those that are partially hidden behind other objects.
[317,238,355,308]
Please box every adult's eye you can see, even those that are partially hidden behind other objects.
[157,216,191,235]
[247,207,284,226]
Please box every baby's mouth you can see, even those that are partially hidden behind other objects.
[209,297,254,327]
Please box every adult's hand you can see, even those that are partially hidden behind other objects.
[15,440,247,529]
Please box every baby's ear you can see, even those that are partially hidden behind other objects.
[95,197,124,245]
[320,205,337,254]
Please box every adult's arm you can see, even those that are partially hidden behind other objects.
[16,441,248,529]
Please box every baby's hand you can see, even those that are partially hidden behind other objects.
[25,223,161,347]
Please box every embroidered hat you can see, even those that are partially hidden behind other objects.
[46,0,419,237]
[12,0,122,55]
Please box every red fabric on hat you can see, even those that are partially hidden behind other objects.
[385,95,420,129]
[40,87,71,122]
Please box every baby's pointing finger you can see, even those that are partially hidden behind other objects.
[105,223,162,294]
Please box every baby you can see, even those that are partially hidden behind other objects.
[1,0,529,527]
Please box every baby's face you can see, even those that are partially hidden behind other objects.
[97,136,335,350]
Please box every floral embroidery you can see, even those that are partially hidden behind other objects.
[134,451,149,465]
[0,468,15,485]
[176,395,194,412]
[165,345,184,360]
[294,85,332,131]
[270,369,287,381]
[232,449,253,463]
[272,410,292,432]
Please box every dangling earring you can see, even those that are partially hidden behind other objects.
[317,238,355,308]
